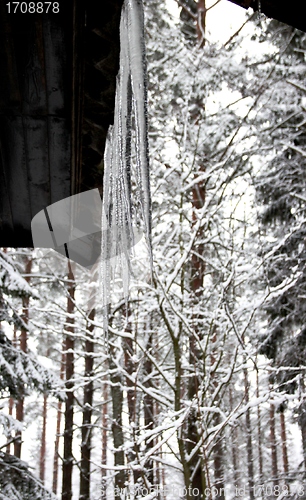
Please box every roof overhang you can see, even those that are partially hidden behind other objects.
[0,0,123,247]
[227,0,306,33]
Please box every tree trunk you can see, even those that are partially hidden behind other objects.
[62,263,75,500]
[123,309,142,486]
[269,401,278,488]
[6,325,17,455]
[144,331,154,486]
[197,0,206,47]
[300,419,306,471]
[53,348,65,495]
[53,400,62,495]
[298,396,306,470]
[110,369,125,496]
[212,415,225,500]
[300,410,306,471]
[108,314,126,497]
[186,159,207,499]
[14,256,32,459]
[39,394,48,483]
[229,386,239,488]
[125,334,137,424]
[186,4,208,491]
[80,308,95,500]
[244,366,255,500]
[256,367,263,488]
[101,379,108,500]
[280,410,289,479]
[211,335,225,500]
[6,397,14,454]
[152,325,164,497]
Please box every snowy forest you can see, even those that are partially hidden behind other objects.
[1,0,306,499]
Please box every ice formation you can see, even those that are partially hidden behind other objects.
[101,0,152,310]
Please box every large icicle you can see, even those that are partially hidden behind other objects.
[125,0,152,248]
[101,0,152,312]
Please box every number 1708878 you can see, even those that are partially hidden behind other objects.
[6,2,59,13]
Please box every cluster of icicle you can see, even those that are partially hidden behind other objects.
[100,0,152,316]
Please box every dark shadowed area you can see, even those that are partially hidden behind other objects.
[0,0,123,246]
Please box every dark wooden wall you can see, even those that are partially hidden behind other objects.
[0,0,123,247]
[0,3,72,246]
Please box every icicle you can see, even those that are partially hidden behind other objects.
[257,0,263,27]
[125,0,152,255]
[258,0,261,16]
[100,0,152,328]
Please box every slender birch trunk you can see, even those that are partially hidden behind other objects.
[53,348,65,495]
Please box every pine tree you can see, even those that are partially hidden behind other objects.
[0,249,61,500]
[255,22,306,471]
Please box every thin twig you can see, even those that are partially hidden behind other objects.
[223,12,256,47]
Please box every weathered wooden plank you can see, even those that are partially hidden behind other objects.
[0,6,73,246]
[0,116,32,241]
[0,143,14,238]
[8,13,48,116]
[48,116,71,205]
[0,3,21,110]
[42,8,72,117]
[23,116,50,217]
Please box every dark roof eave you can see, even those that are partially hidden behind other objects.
[227,0,306,33]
